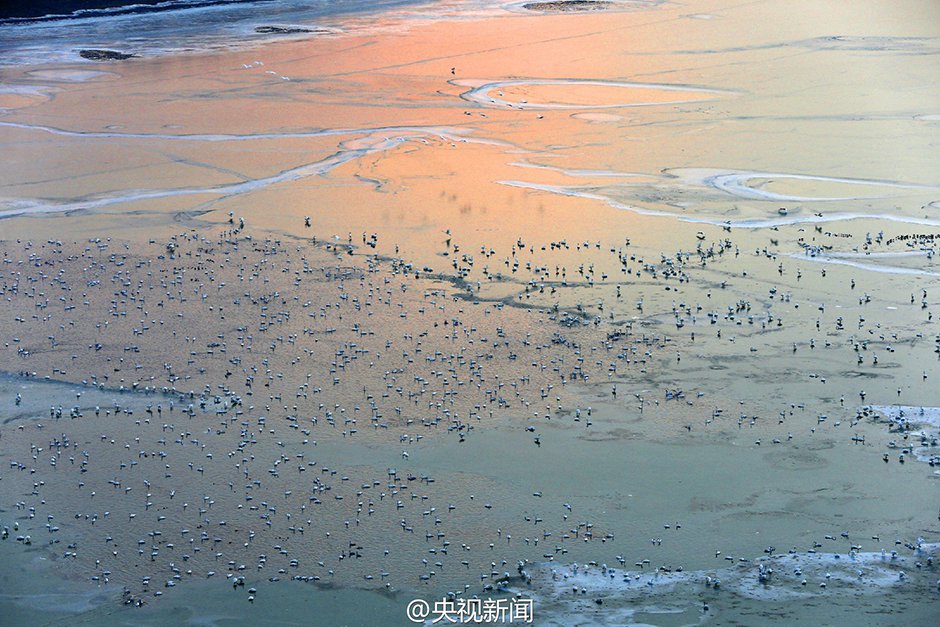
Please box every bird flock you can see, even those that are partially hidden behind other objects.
[1,215,938,618]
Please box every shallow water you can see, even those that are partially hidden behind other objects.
[0,0,467,66]
[1,0,939,625]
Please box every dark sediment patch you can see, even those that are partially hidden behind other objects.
[254,26,325,35]
[79,49,135,61]
[764,449,829,470]
[839,370,886,378]
[689,492,760,512]
[585,428,644,441]
[524,0,613,11]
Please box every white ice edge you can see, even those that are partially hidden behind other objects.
[866,405,940,429]
[785,253,940,277]
[515,543,939,611]
[865,405,940,466]
[0,126,504,218]
[456,78,732,110]
[689,169,938,202]
[499,180,940,229]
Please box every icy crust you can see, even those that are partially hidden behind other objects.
[866,405,940,468]
[515,544,939,617]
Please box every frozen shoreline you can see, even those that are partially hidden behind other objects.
[0,0,509,66]
[517,543,940,624]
